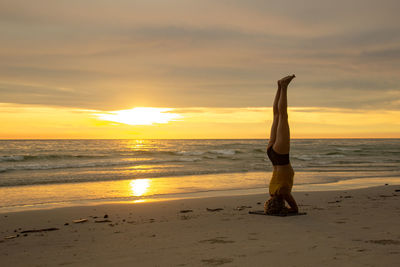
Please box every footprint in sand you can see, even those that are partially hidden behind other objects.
[199,237,235,244]
[248,232,259,240]
[367,239,400,245]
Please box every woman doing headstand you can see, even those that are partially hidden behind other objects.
[265,75,298,215]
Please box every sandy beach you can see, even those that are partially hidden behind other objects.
[2,0,400,266]
[1,185,399,267]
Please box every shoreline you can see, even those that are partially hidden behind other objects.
[1,175,400,214]
[1,185,400,266]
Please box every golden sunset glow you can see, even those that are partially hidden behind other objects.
[130,179,151,197]
[1,103,400,139]
[96,107,182,126]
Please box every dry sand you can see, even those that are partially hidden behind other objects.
[1,185,400,266]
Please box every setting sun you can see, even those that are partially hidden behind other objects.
[96,107,182,126]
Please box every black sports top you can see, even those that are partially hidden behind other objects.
[267,146,290,166]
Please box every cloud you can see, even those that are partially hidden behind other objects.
[0,0,399,111]
[361,48,400,60]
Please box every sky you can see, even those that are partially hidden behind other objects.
[1,0,400,138]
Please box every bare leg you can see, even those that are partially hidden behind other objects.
[267,81,281,148]
[273,75,295,154]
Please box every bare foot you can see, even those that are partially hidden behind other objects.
[278,74,295,87]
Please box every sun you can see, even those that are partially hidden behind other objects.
[96,107,182,126]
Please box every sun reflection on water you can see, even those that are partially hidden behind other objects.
[130,179,151,197]
[124,139,147,151]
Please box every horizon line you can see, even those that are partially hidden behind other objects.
[1,137,399,141]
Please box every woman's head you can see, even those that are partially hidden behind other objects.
[264,195,286,215]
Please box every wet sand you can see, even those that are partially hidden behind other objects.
[1,185,400,266]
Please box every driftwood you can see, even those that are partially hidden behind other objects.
[73,219,88,224]
[20,228,59,234]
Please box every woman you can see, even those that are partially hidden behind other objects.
[264,74,299,215]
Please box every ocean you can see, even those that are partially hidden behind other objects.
[1,139,399,211]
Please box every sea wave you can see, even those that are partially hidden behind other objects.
[209,149,239,155]
[0,149,247,163]
[325,152,344,156]
[1,139,399,189]
[0,154,107,162]
[0,169,249,187]
[336,147,363,152]
[177,157,202,162]
[0,159,158,172]
[0,155,26,162]
[292,155,313,161]
[175,151,205,156]
[0,156,210,173]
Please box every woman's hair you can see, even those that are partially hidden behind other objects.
[264,195,287,215]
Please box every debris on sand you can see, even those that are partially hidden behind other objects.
[4,235,18,240]
[179,209,193,213]
[367,239,400,245]
[206,208,224,212]
[104,214,109,218]
[234,206,252,211]
[73,219,88,224]
[201,258,233,265]
[199,237,235,244]
[94,219,112,223]
[20,228,59,234]
[379,195,393,198]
